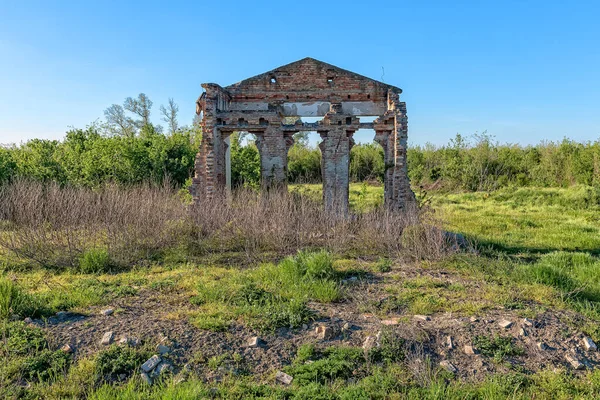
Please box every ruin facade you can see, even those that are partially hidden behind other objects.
[192,57,415,213]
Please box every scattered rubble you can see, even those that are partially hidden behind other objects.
[141,355,162,373]
[519,328,527,337]
[101,309,114,316]
[523,318,534,327]
[565,354,585,370]
[61,344,74,353]
[440,360,458,373]
[100,331,114,345]
[583,337,597,352]
[414,315,431,322]
[247,337,263,348]
[536,342,548,351]
[153,362,172,377]
[275,371,293,385]
[498,320,513,329]
[316,325,335,340]
[464,345,477,355]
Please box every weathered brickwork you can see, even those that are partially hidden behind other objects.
[193,57,416,212]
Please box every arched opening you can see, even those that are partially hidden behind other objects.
[349,118,385,210]
[229,131,261,189]
[287,117,323,200]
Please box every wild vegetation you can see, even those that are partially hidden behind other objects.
[1,178,600,398]
[2,101,600,398]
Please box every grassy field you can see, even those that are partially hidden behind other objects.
[2,184,600,399]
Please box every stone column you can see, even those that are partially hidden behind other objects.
[257,124,287,190]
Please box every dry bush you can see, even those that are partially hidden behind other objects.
[0,181,460,271]
[0,180,188,270]
[191,188,457,259]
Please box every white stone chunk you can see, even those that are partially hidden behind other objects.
[275,371,293,385]
[440,360,457,373]
[100,331,114,345]
[583,337,597,351]
[141,355,162,373]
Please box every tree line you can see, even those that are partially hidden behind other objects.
[1,93,599,190]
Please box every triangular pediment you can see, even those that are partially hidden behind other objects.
[224,57,401,94]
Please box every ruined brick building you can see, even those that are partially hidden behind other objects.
[192,57,415,213]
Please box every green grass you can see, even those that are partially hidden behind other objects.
[433,186,600,255]
[189,250,342,332]
[290,182,384,212]
[3,184,600,398]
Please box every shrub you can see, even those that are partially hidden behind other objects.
[286,250,336,280]
[0,278,42,320]
[20,349,71,382]
[375,258,392,273]
[286,346,365,386]
[473,335,523,362]
[2,321,48,356]
[79,248,113,274]
[302,250,336,280]
[368,327,405,363]
[95,345,149,383]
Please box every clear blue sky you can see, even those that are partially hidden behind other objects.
[1,0,599,146]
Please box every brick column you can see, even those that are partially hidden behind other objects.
[378,90,416,211]
[192,84,228,203]
[257,124,287,190]
[319,109,353,215]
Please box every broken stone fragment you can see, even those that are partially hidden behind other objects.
[157,344,170,355]
[519,328,527,337]
[152,362,172,377]
[498,320,513,329]
[141,355,162,373]
[446,336,454,349]
[247,336,262,348]
[565,354,585,370]
[275,371,293,385]
[363,336,377,350]
[61,344,74,353]
[118,336,139,347]
[140,372,153,385]
[24,317,33,324]
[381,319,399,326]
[583,337,597,351]
[440,360,458,373]
[342,322,351,331]
[522,318,534,327]
[469,316,479,323]
[464,345,477,355]
[315,325,334,340]
[536,342,548,351]
[100,308,114,316]
[414,315,431,322]
[100,331,114,345]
